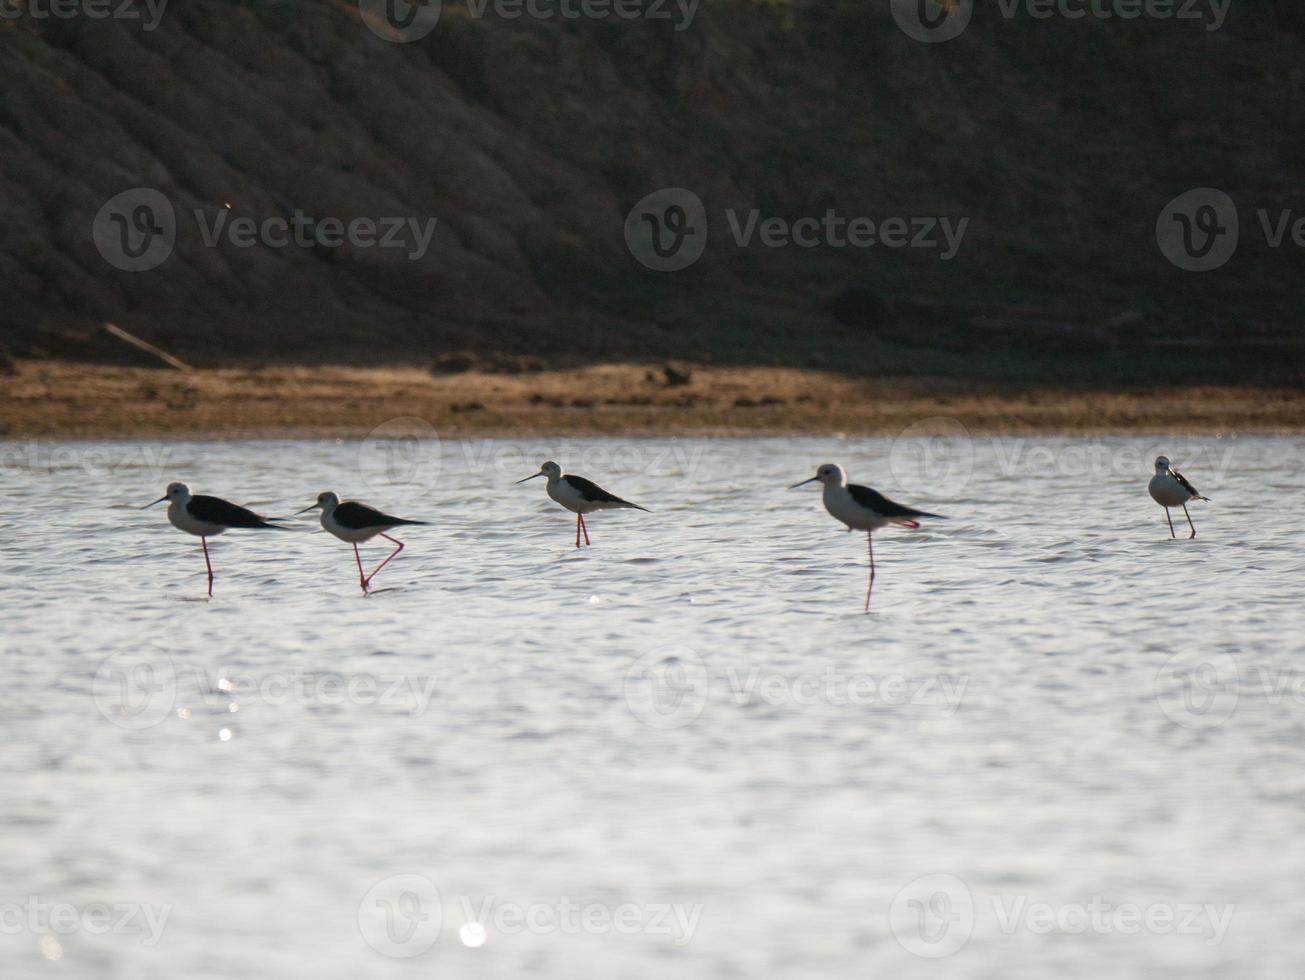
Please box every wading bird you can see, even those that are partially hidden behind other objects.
[1148,456,1210,538]
[296,492,428,593]
[516,461,648,548]
[790,463,943,611]
[144,482,286,597]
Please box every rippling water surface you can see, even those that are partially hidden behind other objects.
[1,435,1302,978]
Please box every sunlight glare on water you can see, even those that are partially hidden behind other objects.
[0,435,1302,979]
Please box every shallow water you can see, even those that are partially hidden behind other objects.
[1,434,1302,978]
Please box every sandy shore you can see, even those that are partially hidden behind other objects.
[2,361,1303,438]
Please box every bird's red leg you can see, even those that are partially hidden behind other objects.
[580,513,590,546]
[1164,507,1175,538]
[365,534,405,587]
[865,533,875,613]
[1182,504,1196,539]
[201,537,214,597]
[354,543,368,593]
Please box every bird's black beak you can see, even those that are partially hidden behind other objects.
[515,473,544,484]
[142,496,168,508]
[293,504,320,516]
[788,477,818,490]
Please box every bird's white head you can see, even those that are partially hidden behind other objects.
[144,482,190,508]
[1154,455,1171,473]
[516,460,562,484]
[789,463,847,490]
[296,491,340,515]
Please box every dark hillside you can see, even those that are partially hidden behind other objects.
[1,0,1302,382]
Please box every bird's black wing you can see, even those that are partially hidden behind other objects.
[847,484,942,519]
[335,500,428,529]
[565,475,649,511]
[1172,470,1206,500]
[189,495,284,529]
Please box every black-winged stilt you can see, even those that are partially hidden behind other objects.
[790,463,943,611]
[515,461,648,548]
[296,492,429,593]
[144,482,286,597]
[1148,455,1210,539]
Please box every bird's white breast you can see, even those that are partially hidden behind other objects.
[168,501,226,537]
[322,510,384,544]
[547,477,589,514]
[822,485,889,532]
